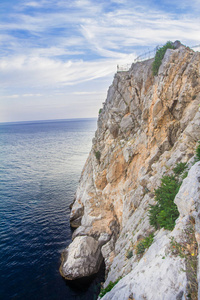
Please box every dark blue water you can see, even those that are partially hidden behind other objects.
[0,119,104,300]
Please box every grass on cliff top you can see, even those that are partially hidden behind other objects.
[152,41,175,76]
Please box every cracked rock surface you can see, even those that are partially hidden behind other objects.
[60,43,200,298]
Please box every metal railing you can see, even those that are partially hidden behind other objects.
[133,46,161,63]
[117,43,200,72]
[117,64,132,72]
[117,45,162,72]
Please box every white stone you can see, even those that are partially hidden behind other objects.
[60,236,102,280]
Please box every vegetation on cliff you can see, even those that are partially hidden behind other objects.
[148,175,180,230]
[61,42,200,299]
[152,41,175,76]
[94,150,101,162]
[196,141,200,161]
[148,162,188,231]
[170,221,198,300]
[99,277,122,298]
[136,233,154,256]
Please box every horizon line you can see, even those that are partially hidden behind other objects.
[0,117,98,125]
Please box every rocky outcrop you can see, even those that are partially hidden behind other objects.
[99,161,200,300]
[60,236,103,280]
[60,43,200,298]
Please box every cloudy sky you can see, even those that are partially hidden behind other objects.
[0,0,199,122]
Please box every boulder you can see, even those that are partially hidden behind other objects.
[60,236,103,280]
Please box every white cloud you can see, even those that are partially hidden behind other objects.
[2,95,20,99]
[0,93,43,99]
[0,55,119,89]
[22,94,42,97]
[1,1,199,62]
[1,0,200,122]
[24,1,43,8]
[111,0,127,3]
[72,91,103,95]
[1,1,199,92]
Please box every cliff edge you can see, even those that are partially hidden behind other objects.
[60,43,200,299]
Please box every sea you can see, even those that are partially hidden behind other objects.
[0,118,105,300]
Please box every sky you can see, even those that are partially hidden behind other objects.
[0,0,200,122]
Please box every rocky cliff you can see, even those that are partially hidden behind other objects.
[60,43,200,299]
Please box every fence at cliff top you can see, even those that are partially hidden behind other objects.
[117,43,200,72]
[117,64,132,72]
[117,45,161,72]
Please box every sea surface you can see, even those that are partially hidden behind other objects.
[0,119,104,300]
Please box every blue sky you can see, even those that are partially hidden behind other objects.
[0,0,199,122]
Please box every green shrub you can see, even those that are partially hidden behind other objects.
[196,141,200,161]
[94,150,101,162]
[148,175,180,230]
[99,108,103,114]
[173,162,187,175]
[182,171,188,180]
[152,41,175,76]
[136,233,154,255]
[126,250,133,259]
[99,277,121,298]
[148,203,160,230]
[148,143,199,232]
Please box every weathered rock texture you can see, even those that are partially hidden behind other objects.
[59,236,103,280]
[60,43,200,299]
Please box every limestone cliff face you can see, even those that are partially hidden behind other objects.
[60,44,200,298]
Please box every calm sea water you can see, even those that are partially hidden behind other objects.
[0,119,104,300]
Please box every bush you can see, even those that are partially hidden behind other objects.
[152,41,175,76]
[136,233,154,255]
[99,108,103,114]
[99,277,121,298]
[173,162,187,175]
[94,150,101,162]
[148,175,180,230]
[196,141,200,161]
[181,171,188,180]
[126,250,133,259]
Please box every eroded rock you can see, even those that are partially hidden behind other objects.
[60,236,103,280]
[61,43,200,298]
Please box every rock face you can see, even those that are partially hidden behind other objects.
[100,161,200,300]
[60,43,200,298]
